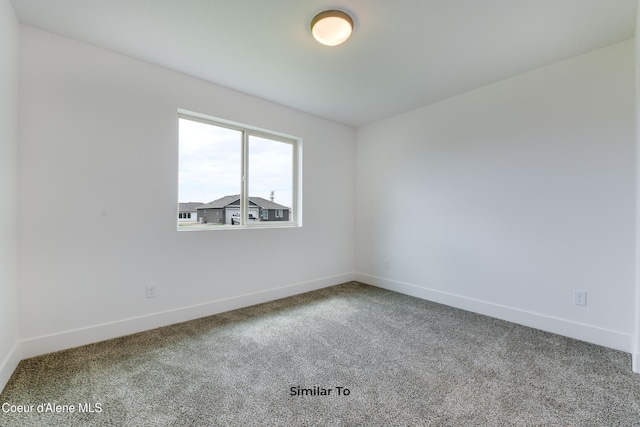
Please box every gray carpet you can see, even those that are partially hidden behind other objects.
[1,282,639,426]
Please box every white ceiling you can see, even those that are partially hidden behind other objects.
[10,0,638,128]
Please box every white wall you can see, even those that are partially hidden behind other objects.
[0,0,20,391]
[356,40,636,353]
[634,0,640,373]
[18,26,355,357]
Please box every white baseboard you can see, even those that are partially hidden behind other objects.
[0,341,21,393]
[21,272,355,360]
[633,352,640,373]
[356,273,633,354]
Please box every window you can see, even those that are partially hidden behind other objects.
[178,110,301,229]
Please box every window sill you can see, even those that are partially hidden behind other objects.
[177,222,300,231]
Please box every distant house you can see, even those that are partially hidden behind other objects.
[253,197,291,222]
[178,202,203,223]
[197,195,290,224]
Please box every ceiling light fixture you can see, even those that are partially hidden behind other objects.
[310,10,353,46]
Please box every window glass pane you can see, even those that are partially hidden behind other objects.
[248,135,293,222]
[178,118,241,214]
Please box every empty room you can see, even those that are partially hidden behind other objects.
[2,0,640,425]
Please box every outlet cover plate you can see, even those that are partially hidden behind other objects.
[573,290,586,306]
[146,284,157,299]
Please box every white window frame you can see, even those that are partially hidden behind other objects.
[178,109,302,229]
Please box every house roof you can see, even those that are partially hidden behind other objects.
[197,195,289,210]
[248,197,289,210]
[178,202,204,212]
[198,195,240,210]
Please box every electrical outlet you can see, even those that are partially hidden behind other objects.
[384,259,390,270]
[573,290,586,306]
[146,284,157,299]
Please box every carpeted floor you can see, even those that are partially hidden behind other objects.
[1,282,639,426]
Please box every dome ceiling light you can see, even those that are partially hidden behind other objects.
[310,10,354,46]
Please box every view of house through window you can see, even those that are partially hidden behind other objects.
[178,111,299,229]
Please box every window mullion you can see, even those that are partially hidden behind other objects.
[241,131,249,226]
